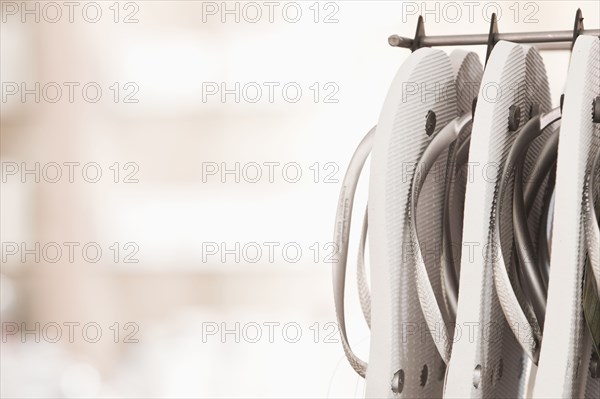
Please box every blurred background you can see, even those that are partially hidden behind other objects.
[1,1,598,397]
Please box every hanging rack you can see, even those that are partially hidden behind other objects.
[388,9,599,52]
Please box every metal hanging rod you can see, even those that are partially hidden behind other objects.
[388,9,599,54]
[389,29,600,49]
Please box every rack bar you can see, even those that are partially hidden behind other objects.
[389,29,600,50]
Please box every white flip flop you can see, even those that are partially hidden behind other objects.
[533,35,600,399]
